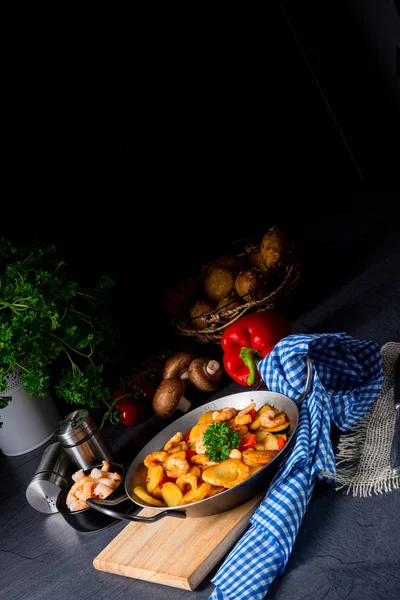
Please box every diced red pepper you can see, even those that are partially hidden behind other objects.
[249,408,257,422]
[158,476,175,488]
[277,437,287,450]
[238,433,257,451]
[186,449,196,462]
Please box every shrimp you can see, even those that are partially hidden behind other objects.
[164,432,184,451]
[190,454,211,465]
[67,498,88,511]
[163,455,190,478]
[93,483,114,499]
[71,469,85,482]
[227,418,249,436]
[144,451,168,468]
[235,402,256,425]
[168,442,188,454]
[96,477,118,489]
[260,413,287,429]
[175,473,198,492]
[90,467,122,481]
[229,449,242,459]
[212,407,237,422]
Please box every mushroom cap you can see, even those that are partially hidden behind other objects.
[162,352,196,380]
[188,357,225,392]
[152,378,187,418]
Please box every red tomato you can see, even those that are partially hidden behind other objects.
[186,449,196,462]
[238,433,257,451]
[277,437,287,450]
[249,408,257,422]
[158,476,176,488]
[115,397,146,426]
[130,374,159,401]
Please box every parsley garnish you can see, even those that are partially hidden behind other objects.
[203,422,241,462]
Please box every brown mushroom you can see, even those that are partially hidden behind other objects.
[152,378,191,419]
[188,357,225,392]
[162,352,196,381]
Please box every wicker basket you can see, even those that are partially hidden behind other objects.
[173,252,301,344]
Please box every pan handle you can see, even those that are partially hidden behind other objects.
[86,495,186,522]
[256,356,314,403]
[297,356,314,405]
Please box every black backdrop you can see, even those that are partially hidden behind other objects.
[2,5,399,390]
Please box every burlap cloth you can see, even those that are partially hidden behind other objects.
[335,341,400,496]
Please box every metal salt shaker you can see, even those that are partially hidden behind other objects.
[54,409,114,471]
[26,442,75,513]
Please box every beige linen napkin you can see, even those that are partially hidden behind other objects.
[335,341,400,496]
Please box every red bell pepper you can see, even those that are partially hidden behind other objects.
[238,433,257,451]
[221,311,292,386]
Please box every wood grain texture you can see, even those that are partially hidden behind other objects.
[93,494,263,591]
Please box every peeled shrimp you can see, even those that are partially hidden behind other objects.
[212,407,237,422]
[235,402,256,425]
[71,469,85,482]
[93,483,114,499]
[260,413,287,429]
[163,455,190,478]
[229,449,242,459]
[164,432,184,451]
[175,473,198,492]
[144,451,168,468]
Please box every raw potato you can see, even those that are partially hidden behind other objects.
[216,293,242,315]
[235,269,264,301]
[161,482,184,507]
[260,226,291,271]
[190,299,216,329]
[134,486,166,507]
[204,265,236,302]
[214,254,248,274]
[247,247,268,273]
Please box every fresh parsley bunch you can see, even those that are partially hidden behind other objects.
[203,422,241,462]
[0,239,116,427]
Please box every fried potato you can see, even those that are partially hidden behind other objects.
[180,482,212,505]
[202,459,250,488]
[242,449,278,468]
[134,486,166,507]
[145,465,164,494]
[161,482,183,507]
[249,405,277,430]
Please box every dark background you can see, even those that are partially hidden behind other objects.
[2,2,399,388]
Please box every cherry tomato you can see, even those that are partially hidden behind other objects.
[115,397,146,426]
[186,449,196,462]
[249,408,257,422]
[277,437,287,450]
[130,373,159,401]
[238,433,257,451]
[158,476,176,488]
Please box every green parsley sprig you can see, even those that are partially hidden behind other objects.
[203,422,241,462]
[0,239,116,427]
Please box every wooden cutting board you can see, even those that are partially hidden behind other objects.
[93,494,263,591]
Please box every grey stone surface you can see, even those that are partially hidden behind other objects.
[1,231,400,600]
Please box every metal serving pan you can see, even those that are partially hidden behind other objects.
[87,358,312,522]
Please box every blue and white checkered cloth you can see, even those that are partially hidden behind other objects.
[209,332,383,600]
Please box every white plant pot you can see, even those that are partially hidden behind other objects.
[0,369,61,456]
